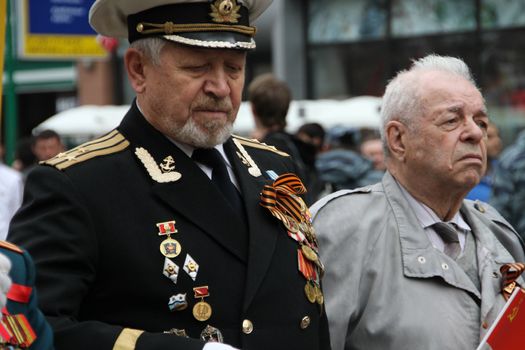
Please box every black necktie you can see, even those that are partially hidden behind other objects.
[432,222,461,260]
[192,148,244,214]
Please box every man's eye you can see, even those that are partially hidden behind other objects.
[477,120,488,130]
[226,65,241,74]
[186,65,207,72]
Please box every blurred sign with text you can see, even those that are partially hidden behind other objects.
[17,0,107,59]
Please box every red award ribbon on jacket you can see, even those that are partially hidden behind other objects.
[500,262,525,301]
[0,313,36,348]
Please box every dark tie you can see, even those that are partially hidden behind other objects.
[432,222,461,260]
[192,148,244,214]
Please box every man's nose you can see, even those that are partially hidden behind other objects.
[203,69,230,98]
[461,118,485,143]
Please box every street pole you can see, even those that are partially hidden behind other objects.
[3,0,18,164]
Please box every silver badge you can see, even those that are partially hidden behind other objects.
[183,254,199,281]
[163,257,180,284]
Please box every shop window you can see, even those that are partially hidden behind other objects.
[392,0,475,37]
[481,0,525,29]
[308,0,387,44]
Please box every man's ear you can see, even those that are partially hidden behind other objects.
[124,48,147,93]
[386,120,407,162]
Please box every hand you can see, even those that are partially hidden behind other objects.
[0,253,11,310]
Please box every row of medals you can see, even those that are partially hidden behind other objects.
[281,208,325,308]
[157,220,223,342]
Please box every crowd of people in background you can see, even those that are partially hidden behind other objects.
[0,130,64,239]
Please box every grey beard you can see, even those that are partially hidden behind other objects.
[173,117,233,148]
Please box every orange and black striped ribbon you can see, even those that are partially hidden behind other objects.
[500,262,525,301]
[260,173,307,223]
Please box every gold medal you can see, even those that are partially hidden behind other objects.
[193,301,212,321]
[314,284,324,305]
[160,237,181,258]
[301,244,318,263]
[283,216,300,233]
[304,282,317,303]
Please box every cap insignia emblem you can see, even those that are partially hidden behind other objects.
[210,0,241,23]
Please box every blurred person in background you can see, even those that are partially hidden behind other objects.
[296,122,326,154]
[31,129,65,162]
[360,134,386,171]
[248,73,320,204]
[295,122,327,201]
[466,122,502,202]
[490,127,525,239]
[12,137,38,181]
[316,127,382,193]
[0,143,23,240]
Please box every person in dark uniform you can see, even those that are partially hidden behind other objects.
[248,74,321,204]
[0,241,54,349]
[7,1,331,349]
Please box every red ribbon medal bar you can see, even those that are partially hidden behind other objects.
[157,220,181,258]
[193,286,212,322]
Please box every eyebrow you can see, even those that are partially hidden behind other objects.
[446,104,488,117]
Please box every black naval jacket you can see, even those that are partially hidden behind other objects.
[8,102,331,350]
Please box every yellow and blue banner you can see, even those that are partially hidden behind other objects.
[19,0,106,59]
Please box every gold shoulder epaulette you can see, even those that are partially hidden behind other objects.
[232,134,290,157]
[0,241,23,254]
[42,130,130,170]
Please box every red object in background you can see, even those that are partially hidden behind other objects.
[510,89,525,109]
[96,35,119,53]
[477,288,525,349]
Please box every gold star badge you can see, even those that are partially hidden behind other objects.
[210,0,241,23]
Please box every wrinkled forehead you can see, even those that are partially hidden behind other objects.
[417,70,485,110]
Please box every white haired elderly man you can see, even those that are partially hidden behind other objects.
[311,54,525,350]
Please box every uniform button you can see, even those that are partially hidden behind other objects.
[300,316,311,329]
[441,263,449,270]
[417,256,426,264]
[242,319,253,334]
[482,321,488,329]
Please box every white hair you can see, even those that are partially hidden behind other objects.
[129,37,167,66]
[380,54,479,155]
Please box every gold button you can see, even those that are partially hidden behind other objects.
[242,319,253,334]
[300,316,311,329]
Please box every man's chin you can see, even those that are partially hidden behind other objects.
[174,123,233,148]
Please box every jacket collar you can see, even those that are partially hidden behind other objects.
[383,172,480,296]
